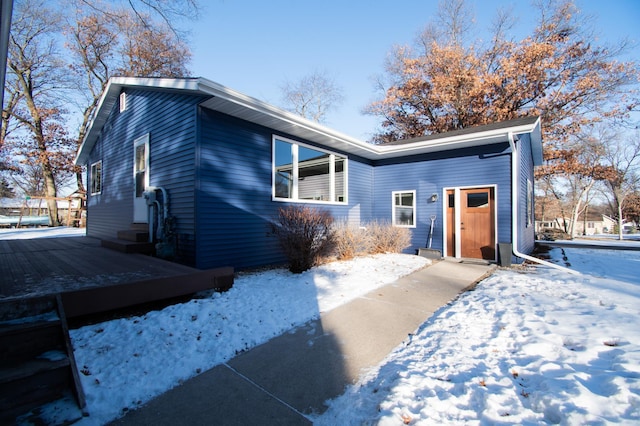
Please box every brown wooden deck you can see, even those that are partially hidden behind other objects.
[0,237,233,316]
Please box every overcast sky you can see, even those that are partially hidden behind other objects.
[188,0,640,141]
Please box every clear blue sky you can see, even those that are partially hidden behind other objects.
[189,0,640,141]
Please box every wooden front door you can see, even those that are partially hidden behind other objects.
[446,187,496,260]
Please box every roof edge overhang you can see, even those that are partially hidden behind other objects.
[375,116,542,161]
[75,77,543,166]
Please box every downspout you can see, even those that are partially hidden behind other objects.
[508,132,580,275]
[152,186,169,240]
[145,186,170,241]
[157,186,169,221]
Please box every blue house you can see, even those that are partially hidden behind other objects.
[75,77,543,270]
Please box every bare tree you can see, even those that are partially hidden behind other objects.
[601,132,640,240]
[2,0,195,226]
[280,70,344,124]
[4,0,71,225]
[66,2,192,191]
[556,127,615,237]
[76,0,200,39]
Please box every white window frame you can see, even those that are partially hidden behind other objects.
[119,92,127,113]
[526,178,533,227]
[392,190,416,228]
[90,160,102,195]
[271,135,348,205]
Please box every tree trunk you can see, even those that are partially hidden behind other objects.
[40,149,60,226]
[569,202,581,238]
[76,170,85,194]
[618,201,624,241]
[31,115,59,225]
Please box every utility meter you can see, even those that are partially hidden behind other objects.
[143,189,156,204]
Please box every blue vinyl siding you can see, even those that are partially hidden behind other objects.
[517,134,536,255]
[85,84,538,269]
[85,88,206,265]
[195,109,374,269]
[372,144,512,255]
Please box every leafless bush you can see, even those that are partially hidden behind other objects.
[332,220,369,260]
[269,205,335,273]
[366,220,412,254]
[332,219,412,257]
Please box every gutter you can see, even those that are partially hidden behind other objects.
[508,132,580,275]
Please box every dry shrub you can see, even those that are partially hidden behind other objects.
[332,220,369,260]
[366,220,412,254]
[332,219,411,257]
[269,205,335,273]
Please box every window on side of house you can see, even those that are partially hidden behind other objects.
[272,137,347,204]
[392,190,416,227]
[91,161,102,195]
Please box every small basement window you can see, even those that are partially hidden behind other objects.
[392,190,416,227]
[91,161,102,195]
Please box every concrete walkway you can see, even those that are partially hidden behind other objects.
[111,259,496,426]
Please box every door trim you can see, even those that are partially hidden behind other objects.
[133,133,150,223]
[442,184,498,261]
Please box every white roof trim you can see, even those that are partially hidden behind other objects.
[75,77,542,165]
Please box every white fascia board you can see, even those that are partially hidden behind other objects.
[195,77,542,160]
[374,119,540,159]
[195,78,379,157]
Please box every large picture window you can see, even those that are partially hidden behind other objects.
[273,137,347,203]
[90,161,102,195]
[392,190,416,227]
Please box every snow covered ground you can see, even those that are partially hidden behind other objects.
[315,247,640,425]
[7,228,640,425]
[0,226,86,239]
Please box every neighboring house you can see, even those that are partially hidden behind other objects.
[573,213,616,235]
[75,77,543,270]
[0,197,85,227]
[536,214,618,236]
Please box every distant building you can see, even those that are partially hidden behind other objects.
[536,213,619,236]
[0,196,85,227]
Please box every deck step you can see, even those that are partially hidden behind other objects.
[0,319,63,363]
[0,356,70,384]
[130,222,148,231]
[117,229,150,242]
[0,296,86,423]
[101,238,155,254]
[0,358,71,421]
